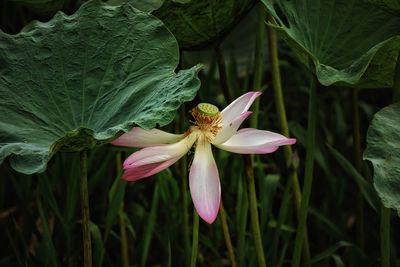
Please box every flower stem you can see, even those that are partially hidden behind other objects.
[119,202,129,267]
[182,155,191,265]
[237,180,249,267]
[116,152,129,267]
[244,7,268,267]
[245,155,267,267]
[180,107,191,266]
[215,39,266,266]
[271,169,293,265]
[220,201,237,267]
[267,13,310,265]
[190,211,199,267]
[80,150,92,267]
[292,76,317,267]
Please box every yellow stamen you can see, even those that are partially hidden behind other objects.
[191,103,222,142]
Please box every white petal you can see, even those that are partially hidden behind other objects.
[112,127,184,148]
[124,131,198,167]
[215,128,296,154]
[189,137,221,224]
[221,91,262,124]
[122,131,199,181]
[212,111,252,145]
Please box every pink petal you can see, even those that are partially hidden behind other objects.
[221,91,262,125]
[123,157,180,181]
[189,137,221,224]
[215,128,296,154]
[212,111,252,145]
[122,132,199,181]
[112,127,184,148]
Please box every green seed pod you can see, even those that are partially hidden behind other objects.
[197,103,219,116]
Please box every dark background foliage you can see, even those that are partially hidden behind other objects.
[0,0,399,266]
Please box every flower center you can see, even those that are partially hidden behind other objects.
[190,103,222,142]
[197,103,219,116]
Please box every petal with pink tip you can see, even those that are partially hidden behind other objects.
[189,137,221,224]
[123,157,180,181]
[212,111,252,145]
[221,91,262,124]
[215,128,296,154]
[112,127,184,148]
[122,131,199,181]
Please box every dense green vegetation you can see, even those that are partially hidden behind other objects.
[0,0,399,266]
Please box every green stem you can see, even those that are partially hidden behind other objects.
[247,10,268,264]
[380,205,391,267]
[352,88,365,250]
[80,150,92,267]
[245,155,267,267]
[182,155,191,264]
[292,76,317,267]
[116,152,129,267]
[215,45,233,103]
[237,179,249,267]
[250,5,266,128]
[190,211,199,267]
[220,201,238,267]
[119,203,129,267]
[267,13,310,264]
[180,107,191,266]
[267,13,290,150]
[215,36,266,266]
[271,171,292,265]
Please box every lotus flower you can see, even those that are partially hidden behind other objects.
[112,92,296,223]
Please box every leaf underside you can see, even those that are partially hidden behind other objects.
[0,1,201,174]
[262,0,400,88]
[154,0,257,50]
[364,103,400,212]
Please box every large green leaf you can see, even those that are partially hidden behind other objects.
[262,0,400,88]
[153,0,257,50]
[364,103,400,211]
[0,0,201,174]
